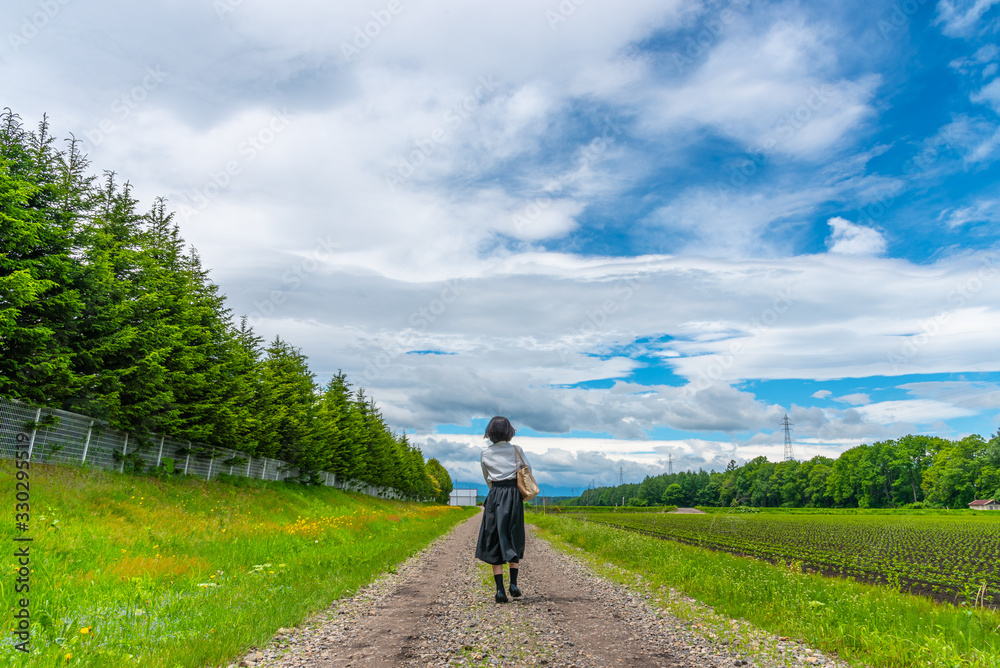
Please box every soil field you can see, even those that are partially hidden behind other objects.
[579,511,1000,607]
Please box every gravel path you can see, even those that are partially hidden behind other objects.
[228,512,851,668]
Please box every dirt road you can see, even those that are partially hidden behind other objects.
[231,512,845,668]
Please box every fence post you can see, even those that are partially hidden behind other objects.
[119,433,129,473]
[206,448,214,481]
[184,442,191,475]
[156,436,165,467]
[81,420,94,464]
[26,408,41,461]
[246,457,251,477]
[261,458,267,480]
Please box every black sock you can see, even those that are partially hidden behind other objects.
[494,573,504,593]
[509,567,519,587]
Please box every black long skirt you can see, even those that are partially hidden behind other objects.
[475,478,525,565]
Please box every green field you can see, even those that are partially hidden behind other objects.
[0,462,476,667]
[529,512,1000,668]
[579,510,1000,606]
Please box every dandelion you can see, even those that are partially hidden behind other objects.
[80,627,91,634]
[65,653,71,660]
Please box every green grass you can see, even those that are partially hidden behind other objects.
[0,461,476,667]
[528,513,1000,668]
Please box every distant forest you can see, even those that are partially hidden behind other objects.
[574,433,1000,509]
[0,111,452,502]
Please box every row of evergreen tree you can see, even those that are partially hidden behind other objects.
[0,110,452,502]
[574,433,1000,509]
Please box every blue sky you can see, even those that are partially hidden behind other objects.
[3,0,999,494]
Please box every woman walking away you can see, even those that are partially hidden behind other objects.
[476,416,532,603]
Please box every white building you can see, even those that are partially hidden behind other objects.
[449,488,478,506]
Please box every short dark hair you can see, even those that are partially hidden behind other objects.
[484,416,515,443]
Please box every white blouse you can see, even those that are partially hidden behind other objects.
[480,441,532,489]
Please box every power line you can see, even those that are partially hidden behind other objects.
[781,414,794,461]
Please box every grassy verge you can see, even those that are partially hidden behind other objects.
[527,505,677,514]
[0,461,477,667]
[528,513,1000,668]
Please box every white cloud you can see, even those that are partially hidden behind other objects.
[834,393,870,405]
[642,20,879,158]
[927,115,1000,167]
[935,0,1000,36]
[811,389,832,398]
[942,197,1000,227]
[972,77,1000,113]
[826,217,886,255]
[222,248,1000,444]
[852,399,977,424]
[949,44,1000,74]
[415,433,869,488]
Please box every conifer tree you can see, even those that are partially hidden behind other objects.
[0,111,84,405]
[71,174,181,433]
[256,336,318,468]
[315,371,364,479]
[1,109,450,500]
[223,316,265,456]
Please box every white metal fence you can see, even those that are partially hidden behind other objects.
[0,397,417,500]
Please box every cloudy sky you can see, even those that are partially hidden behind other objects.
[4,0,1000,494]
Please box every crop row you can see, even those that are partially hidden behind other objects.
[580,512,1000,606]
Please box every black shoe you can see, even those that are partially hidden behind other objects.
[495,591,509,603]
[508,584,521,598]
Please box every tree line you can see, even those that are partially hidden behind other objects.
[574,433,1000,509]
[0,110,452,502]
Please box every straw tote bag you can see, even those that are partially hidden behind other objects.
[513,446,539,501]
